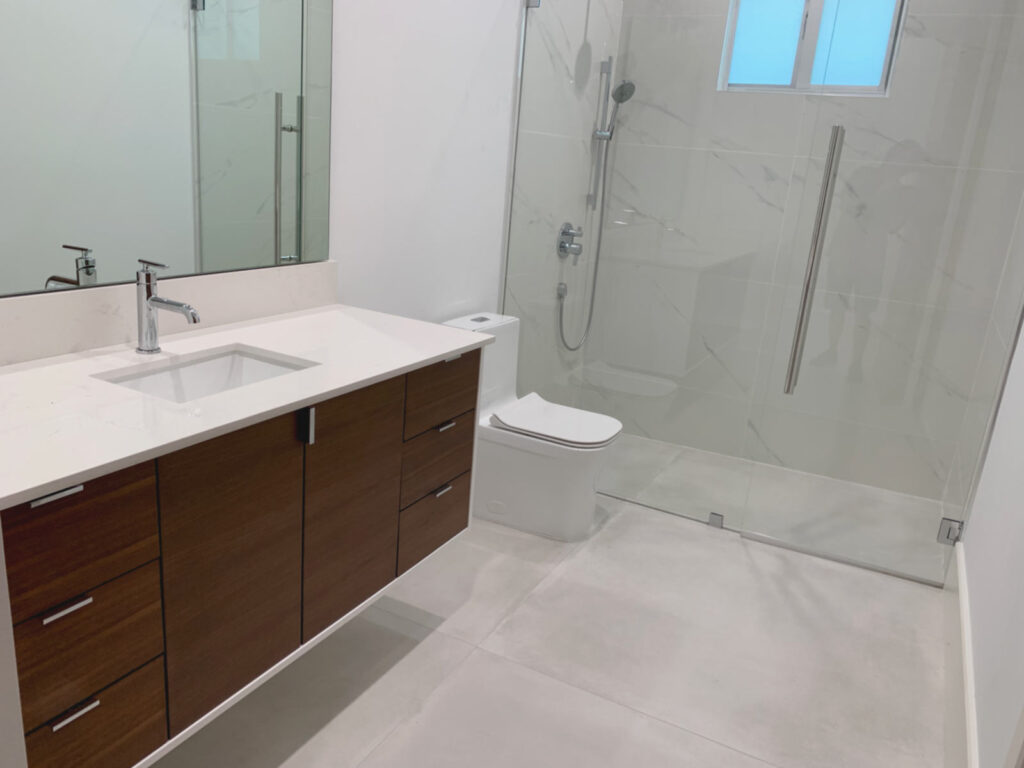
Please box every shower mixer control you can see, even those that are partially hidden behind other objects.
[558,222,584,264]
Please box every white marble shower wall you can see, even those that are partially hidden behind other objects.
[504,0,624,407]
[566,0,1024,502]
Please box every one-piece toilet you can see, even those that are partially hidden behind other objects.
[444,313,622,541]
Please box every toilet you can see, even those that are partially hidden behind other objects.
[444,313,622,541]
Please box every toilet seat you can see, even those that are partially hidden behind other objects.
[489,392,622,449]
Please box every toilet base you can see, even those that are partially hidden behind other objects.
[472,423,612,542]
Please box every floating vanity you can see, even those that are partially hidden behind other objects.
[0,305,489,768]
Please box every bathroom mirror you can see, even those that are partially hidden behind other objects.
[0,0,332,298]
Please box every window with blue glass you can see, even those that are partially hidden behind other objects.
[723,0,904,93]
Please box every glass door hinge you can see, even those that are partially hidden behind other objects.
[191,0,205,10]
[937,518,964,545]
[526,0,541,7]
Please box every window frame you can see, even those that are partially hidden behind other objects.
[719,0,907,96]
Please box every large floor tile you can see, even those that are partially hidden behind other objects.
[358,650,774,768]
[742,462,949,584]
[153,607,473,768]
[481,505,944,768]
[376,520,579,644]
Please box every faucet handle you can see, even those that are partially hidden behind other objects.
[62,244,93,255]
[137,259,169,272]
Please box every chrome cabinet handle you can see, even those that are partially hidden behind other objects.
[437,420,457,433]
[51,699,100,733]
[30,484,84,509]
[42,597,94,626]
[435,485,453,498]
[784,124,845,395]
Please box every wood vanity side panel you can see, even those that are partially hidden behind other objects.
[24,656,166,768]
[14,561,164,734]
[403,349,481,439]
[303,377,405,640]
[1,462,159,626]
[159,414,303,736]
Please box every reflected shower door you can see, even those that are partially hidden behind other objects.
[194,0,304,272]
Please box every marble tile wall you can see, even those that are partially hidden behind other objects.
[506,0,1024,502]
[504,0,624,408]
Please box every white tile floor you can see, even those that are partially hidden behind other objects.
[154,499,944,768]
[600,434,950,583]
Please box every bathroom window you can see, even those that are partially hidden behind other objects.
[721,0,905,94]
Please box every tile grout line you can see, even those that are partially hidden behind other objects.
[474,646,786,768]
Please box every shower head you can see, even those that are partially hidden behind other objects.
[612,80,636,104]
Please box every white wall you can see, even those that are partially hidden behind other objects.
[0,0,196,295]
[329,0,522,323]
[963,256,1024,766]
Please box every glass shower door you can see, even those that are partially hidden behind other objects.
[738,0,983,581]
[194,0,304,272]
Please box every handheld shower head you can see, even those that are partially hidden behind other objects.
[602,80,636,140]
[612,80,636,104]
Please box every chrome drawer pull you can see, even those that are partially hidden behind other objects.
[435,485,454,499]
[437,420,457,433]
[30,484,84,509]
[42,597,94,626]
[51,700,100,733]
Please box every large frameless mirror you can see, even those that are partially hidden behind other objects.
[0,0,332,298]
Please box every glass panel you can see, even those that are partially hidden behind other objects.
[811,0,898,87]
[728,0,806,86]
[195,0,304,272]
[505,0,1024,585]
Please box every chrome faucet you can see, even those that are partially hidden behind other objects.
[136,260,200,354]
[45,245,97,290]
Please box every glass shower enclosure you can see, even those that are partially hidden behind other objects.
[504,0,1024,584]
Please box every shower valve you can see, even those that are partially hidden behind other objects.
[557,222,584,264]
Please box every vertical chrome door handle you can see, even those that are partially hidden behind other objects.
[274,92,283,265]
[784,124,845,395]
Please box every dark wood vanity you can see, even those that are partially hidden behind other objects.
[0,350,480,767]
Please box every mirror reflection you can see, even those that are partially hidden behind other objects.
[0,0,331,298]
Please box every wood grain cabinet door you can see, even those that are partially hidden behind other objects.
[158,414,304,736]
[303,377,405,641]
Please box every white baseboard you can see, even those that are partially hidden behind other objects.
[958,542,980,768]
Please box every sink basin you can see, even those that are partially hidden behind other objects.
[96,344,319,403]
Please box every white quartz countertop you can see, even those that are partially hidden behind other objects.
[0,304,491,512]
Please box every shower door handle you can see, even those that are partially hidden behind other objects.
[783,124,845,395]
[274,93,303,265]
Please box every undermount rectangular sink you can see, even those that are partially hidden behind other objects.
[96,344,319,403]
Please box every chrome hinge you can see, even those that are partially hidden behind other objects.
[191,0,205,10]
[526,0,540,7]
[708,512,725,529]
[937,518,964,546]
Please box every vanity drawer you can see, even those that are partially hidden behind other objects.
[403,349,480,440]
[397,472,471,575]
[400,410,475,509]
[15,561,164,733]
[25,656,167,768]
[2,462,159,625]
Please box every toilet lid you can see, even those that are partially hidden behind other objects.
[489,393,622,448]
